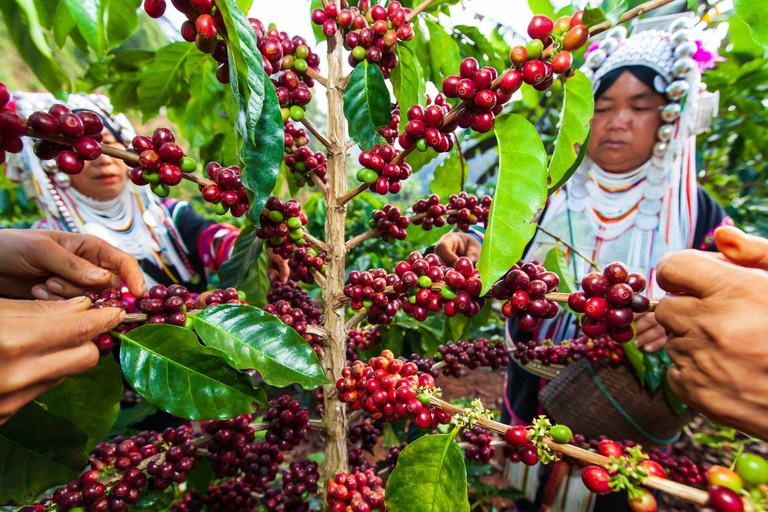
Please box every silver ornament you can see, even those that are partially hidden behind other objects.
[606,26,627,42]
[598,37,619,54]
[42,159,58,174]
[587,49,607,69]
[670,29,692,49]
[669,17,694,33]
[661,103,682,123]
[653,142,669,158]
[666,80,690,100]
[657,124,675,142]
[53,172,72,188]
[672,57,697,78]
[674,41,698,59]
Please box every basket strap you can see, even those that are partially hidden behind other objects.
[585,360,681,445]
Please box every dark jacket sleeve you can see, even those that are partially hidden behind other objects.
[692,186,733,252]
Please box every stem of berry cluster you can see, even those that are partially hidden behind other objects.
[428,397,709,505]
[306,67,328,88]
[320,0,351,493]
[300,117,334,149]
[345,209,459,251]
[535,225,600,271]
[26,129,217,188]
[405,0,437,23]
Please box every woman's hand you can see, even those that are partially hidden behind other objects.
[266,247,291,283]
[0,229,145,300]
[634,312,667,352]
[434,233,482,265]
[0,296,125,425]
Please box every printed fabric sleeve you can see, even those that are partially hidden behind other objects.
[164,199,241,272]
[693,186,734,252]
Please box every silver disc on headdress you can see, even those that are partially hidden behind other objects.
[668,17,694,33]
[665,80,690,101]
[586,49,607,69]
[673,41,698,59]
[661,103,682,123]
[53,172,72,188]
[657,124,675,142]
[672,57,697,78]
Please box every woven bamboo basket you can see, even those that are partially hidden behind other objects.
[538,359,694,448]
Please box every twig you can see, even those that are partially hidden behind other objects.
[26,129,216,188]
[589,0,677,36]
[306,67,328,88]
[306,324,329,339]
[344,309,369,332]
[309,419,327,431]
[405,0,437,23]
[303,230,331,253]
[347,409,365,423]
[339,72,352,90]
[301,117,335,150]
[429,397,709,506]
[338,183,370,206]
[122,310,201,324]
[345,139,357,150]
[432,360,446,371]
[536,225,600,271]
[454,133,466,192]
[308,170,329,199]
[309,267,327,287]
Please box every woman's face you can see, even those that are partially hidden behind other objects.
[69,131,129,201]
[587,71,668,174]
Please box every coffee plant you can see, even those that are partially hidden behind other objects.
[1,1,766,512]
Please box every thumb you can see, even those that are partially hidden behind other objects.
[714,225,768,270]
[464,236,482,264]
[35,239,114,288]
[0,296,93,318]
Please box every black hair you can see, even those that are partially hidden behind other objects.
[594,65,664,100]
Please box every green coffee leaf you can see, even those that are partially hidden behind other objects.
[343,61,392,151]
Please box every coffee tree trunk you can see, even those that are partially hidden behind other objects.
[321,0,350,484]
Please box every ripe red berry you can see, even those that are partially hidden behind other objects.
[73,137,102,161]
[500,70,523,94]
[584,297,608,319]
[456,79,477,101]
[627,488,657,512]
[582,466,612,494]
[58,113,84,139]
[505,425,529,446]
[442,75,461,98]
[57,150,84,175]
[519,444,539,466]
[472,112,495,133]
[528,15,554,41]
[459,57,479,78]
[598,440,623,458]
[521,60,547,85]
[707,486,744,512]
[195,14,218,41]
[144,0,166,18]
[638,460,668,480]
[563,25,589,52]
[552,51,573,74]
[28,111,59,136]
[474,90,497,110]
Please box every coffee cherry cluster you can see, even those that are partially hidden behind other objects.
[567,262,650,343]
[283,143,328,188]
[347,328,381,362]
[268,279,322,322]
[204,414,256,478]
[240,441,284,488]
[356,144,413,195]
[327,470,386,512]
[314,1,413,78]
[507,12,589,92]
[274,70,313,122]
[513,334,627,367]
[435,338,512,377]
[288,246,326,284]
[348,418,382,452]
[441,58,511,134]
[344,268,402,325]
[204,287,248,306]
[135,284,196,327]
[378,105,400,144]
[197,162,250,217]
[408,353,439,379]
[406,255,485,320]
[503,425,541,466]
[0,82,22,164]
[370,204,409,243]
[87,286,127,357]
[313,386,325,417]
[128,128,197,198]
[23,104,107,175]
[411,194,447,231]
[495,261,561,331]
[348,446,377,474]
[256,26,322,83]
[172,490,203,512]
[264,394,311,451]
[263,298,323,352]
[257,196,309,258]
[399,98,455,153]
[284,458,320,497]
[461,426,496,464]
[383,442,408,476]
[336,350,452,428]
[447,192,493,231]
[283,121,308,150]
[203,478,258,512]
[646,447,702,487]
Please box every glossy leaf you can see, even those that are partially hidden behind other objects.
[430,149,466,200]
[0,402,88,504]
[443,314,470,343]
[543,245,576,295]
[385,429,469,512]
[343,61,392,151]
[734,0,768,51]
[452,25,506,71]
[105,0,141,49]
[391,44,426,134]
[425,19,461,86]
[0,0,70,93]
[193,304,329,389]
[621,331,646,388]
[547,71,593,193]
[478,114,548,295]
[183,59,225,148]
[237,247,272,307]
[37,356,123,453]
[119,324,268,420]
[61,0,105,57]
[218,225,262,288]
[550,131,590,195]
[406,146,439,174]
[137,42,202,117]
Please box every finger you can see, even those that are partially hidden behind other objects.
[464,237,482,264]
[635,328,663,349]
[267,268,279,283]
[43,274,122,300]
[0,296,91,318]
[0,378,66,426]
[714,225,768,270]
[7,343,99,395]
[656,250,733,297]
[278,261,291,283]
[49,233,146,298]
[633,312,655,334]
[640,335,668,353]
[664,333,696,367]
[435,244,459,266]
[665,364,686,403]
[653,294,701,336]
[0,306,124,356]
[31,285,65,301]
[0,275,48,300]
